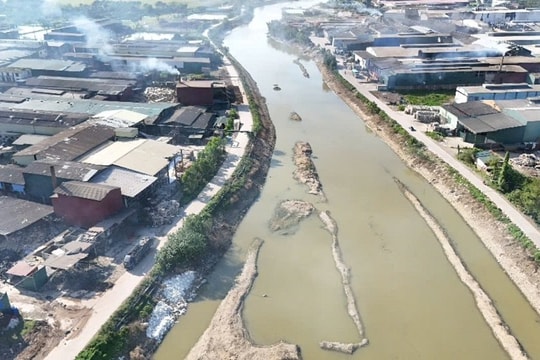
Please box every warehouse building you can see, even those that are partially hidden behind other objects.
[79,138,182,183]
[455,83,540,104]
[51,181,123,228]
[12,123,115,165]
[0,109,88,137]
[3,59,87,77]
[22,159,104,203]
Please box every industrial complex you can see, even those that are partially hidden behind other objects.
[0,11,241,298]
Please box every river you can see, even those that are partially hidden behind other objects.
[155,2,540,359]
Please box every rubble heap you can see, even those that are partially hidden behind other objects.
[511,153,539,168]
[146,200,181,227]
[293,141,326,199]
[144,87,176,103]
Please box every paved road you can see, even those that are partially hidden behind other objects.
[338,69,540,250]
[44,61,253,360]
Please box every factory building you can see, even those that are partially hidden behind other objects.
[51,181,123,228]
[0,109,88,137]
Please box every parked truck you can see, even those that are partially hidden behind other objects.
[123,237,155,270]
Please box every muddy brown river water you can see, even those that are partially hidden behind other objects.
[155,2,540,359]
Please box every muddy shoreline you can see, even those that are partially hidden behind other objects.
[316,61,540,319]
[185,239,302,360]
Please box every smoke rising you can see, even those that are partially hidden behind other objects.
[71,17,179,75]
[137,58,180,75]
[73,16,113,59]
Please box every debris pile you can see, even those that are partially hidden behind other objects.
[511,153,539,167]
[405,105,437,115]
[414,111,440,123]
[144,87,176,103]
[146,271,198,341]
[293,141,326,199]
[147,200,181,227]
[289,112,302,121]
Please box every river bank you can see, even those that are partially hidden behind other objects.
[316,61,540,320]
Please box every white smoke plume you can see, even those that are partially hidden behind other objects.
[41,0,62,18]
[136,58,180,75]
[72,16,113,59]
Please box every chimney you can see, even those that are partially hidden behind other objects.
[50,166,58,190]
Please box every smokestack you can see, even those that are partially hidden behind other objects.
[50,165,58,190]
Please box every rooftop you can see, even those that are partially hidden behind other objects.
[89,165,157,198]
[92,109,148,128]
[0,98,175,121]
[0,109,88,129]
[12,134,49,146]
[54,181,119,201]
[80,139,180,176]
[6,261,37,277]
[23,159,103,181]
[0,164,25,185]
[14,123,114,161]
[23,76,135,95]
[6,58,86,72]
[0,196,53,236]
[177,80,225,89]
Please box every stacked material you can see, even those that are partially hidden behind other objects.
[144,87,176,103]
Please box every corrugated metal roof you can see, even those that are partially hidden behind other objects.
[115,140,180,176]
[80,139,146,166]
[458,112,524,133]
[0,196,53,235]
[0,98,175,119]
[6,261,36,277]
[7,58,86,72]
[89,165,157,198]
[23,159,103,181]
[81,139,180,176]
[44,253,88,270]
[54,180,118,201]
[12,134,50,146]
[165,106,205,126]
[442,102,499,118]
[0,109,88,128]
[92,109,148,128]
[0,164,25,185]
[14,123,114,161]
[24,76,133,95]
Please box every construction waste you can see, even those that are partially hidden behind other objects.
[146,271,198,341]
[289,112,302,121]
[147,200,181,227]
[269,199,314,234]
[144,87,176,103]
[511,153,540,168]
[414,111,440,123]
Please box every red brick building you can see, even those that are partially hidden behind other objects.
[176,80,226,106]
[51,181,123,228]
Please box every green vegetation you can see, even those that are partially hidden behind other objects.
[457,147,480,166]
[322,49,337,71]
[181,137,226,203]
[400,90,454,106]
[20,319,37,337]
[426,131,444,142]
[155,213,211,274]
